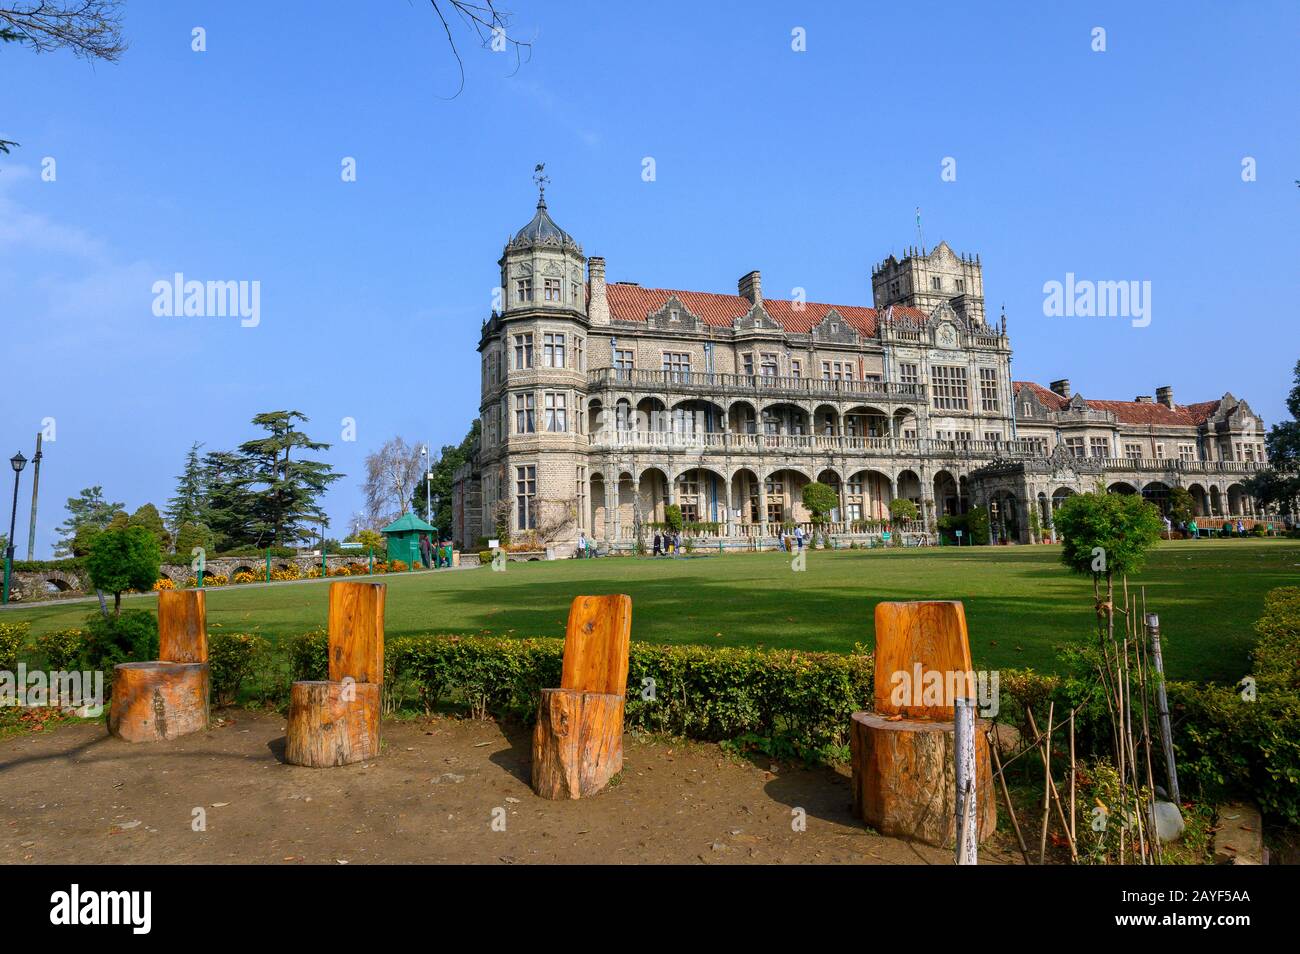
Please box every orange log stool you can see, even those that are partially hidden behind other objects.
[849,600,996,847]
[108,589,210,742]
[531,594,632,799]
[285,581,386,767]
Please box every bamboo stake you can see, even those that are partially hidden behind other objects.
[1069,711,1076,845]
[988,727,1032,865]
[1026,706,1078,862]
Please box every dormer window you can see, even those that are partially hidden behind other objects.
[830,323,839,333]
[670,309,679,322]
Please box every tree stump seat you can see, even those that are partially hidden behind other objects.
[284,581,386,768]
[531,594,632,800]
[107,590,210,743]
[849,600,996,848]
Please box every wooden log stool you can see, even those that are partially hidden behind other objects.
[849,601,996,847]
[108,589,210,742]
[531,594,632,800]
[285,581,385,767]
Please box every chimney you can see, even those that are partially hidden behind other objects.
[1049,378,1071,399]
[587,256,609,325]
[738,270,762,305]
[1156,385,1174,408]
[1135,395,1154,404]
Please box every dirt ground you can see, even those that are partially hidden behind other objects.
[1,710,1024,865]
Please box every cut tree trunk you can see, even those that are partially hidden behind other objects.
[158,589,207,663]
[531,688,624,799]
[284,680,381,768]
[108,662,209,742]
[327,581,386,684]
[850,710,996,847]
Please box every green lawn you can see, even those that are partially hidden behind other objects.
[4,540,1296,683]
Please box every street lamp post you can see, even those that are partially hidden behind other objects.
[4,452,28,604]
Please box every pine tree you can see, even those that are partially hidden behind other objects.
[54,486,124,557]
[166,442,206,531]
[236,411,342,547]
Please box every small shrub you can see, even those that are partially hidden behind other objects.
[34,629,88,671]
[152,578,176,591]
[287,630,329,681]
[0,621,30,672]
[389,560,408,573]
[232,571,257,585]
[347,563,368,576]
[208,632,270,705]
[83,610,158,673]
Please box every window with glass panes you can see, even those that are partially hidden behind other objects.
[512,333,533,369]
[1179,443,1195,462]
[542,333,565,368]
[614,349,633,379]
[932,366,969,410]
[1064,437,1085,457]
[514,393,535,433]
[760,353,778,377]
[515,465,536,530]
[662,352,690,377]
[543,278,561,301]
[1090,437,1110,458]
[544,392,566,432]
[899,362,918,387]
[515,277,532,303]
[1125,443,1142,459]
[979,368,999,411]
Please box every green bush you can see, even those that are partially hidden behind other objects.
[387,635,872,760]
[0,621,29,672]
[287,629,329,681]
[1252,585,1300,691]
[34,629,88,671]
[209,632,270,706]
[83,610,158,673]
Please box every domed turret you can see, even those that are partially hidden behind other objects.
[507,194,581,253]
[499,167,586,316]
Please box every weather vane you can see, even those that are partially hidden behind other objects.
[533,162,550,199]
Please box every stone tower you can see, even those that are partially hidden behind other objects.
[480,174,591,545]
[871,241,986,325]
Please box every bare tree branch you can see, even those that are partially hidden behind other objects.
[0,0,127,61]
[426,0,531,98]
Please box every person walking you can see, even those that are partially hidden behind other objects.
[419,532,432,569]
[578,530,588,558]
[1187,517,1199,540]
[653,531,662,556]
[795,525,805,551]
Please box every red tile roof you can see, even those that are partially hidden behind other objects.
[602,283,930,337]
[1013,380,1069,410]
[1014,381,1221,426]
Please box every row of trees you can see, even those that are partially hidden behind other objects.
[54,411,342,557]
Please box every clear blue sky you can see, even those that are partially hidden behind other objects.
[2,1,1296,557]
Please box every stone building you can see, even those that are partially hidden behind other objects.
[451,188,1270,551]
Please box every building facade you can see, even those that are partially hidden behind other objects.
[451,189,1270,551]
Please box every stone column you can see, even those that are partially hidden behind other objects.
[758,476,769,538]
[604,479,619,543]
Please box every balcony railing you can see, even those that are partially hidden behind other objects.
[587,368,926,403]
[584,432,1270,473]
[588,429,1041,459]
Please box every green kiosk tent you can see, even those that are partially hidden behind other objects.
[381,513,438,567]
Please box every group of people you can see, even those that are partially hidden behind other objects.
[418,532,455,568]
[652,530,684,556]
[1163,515,1271,540]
